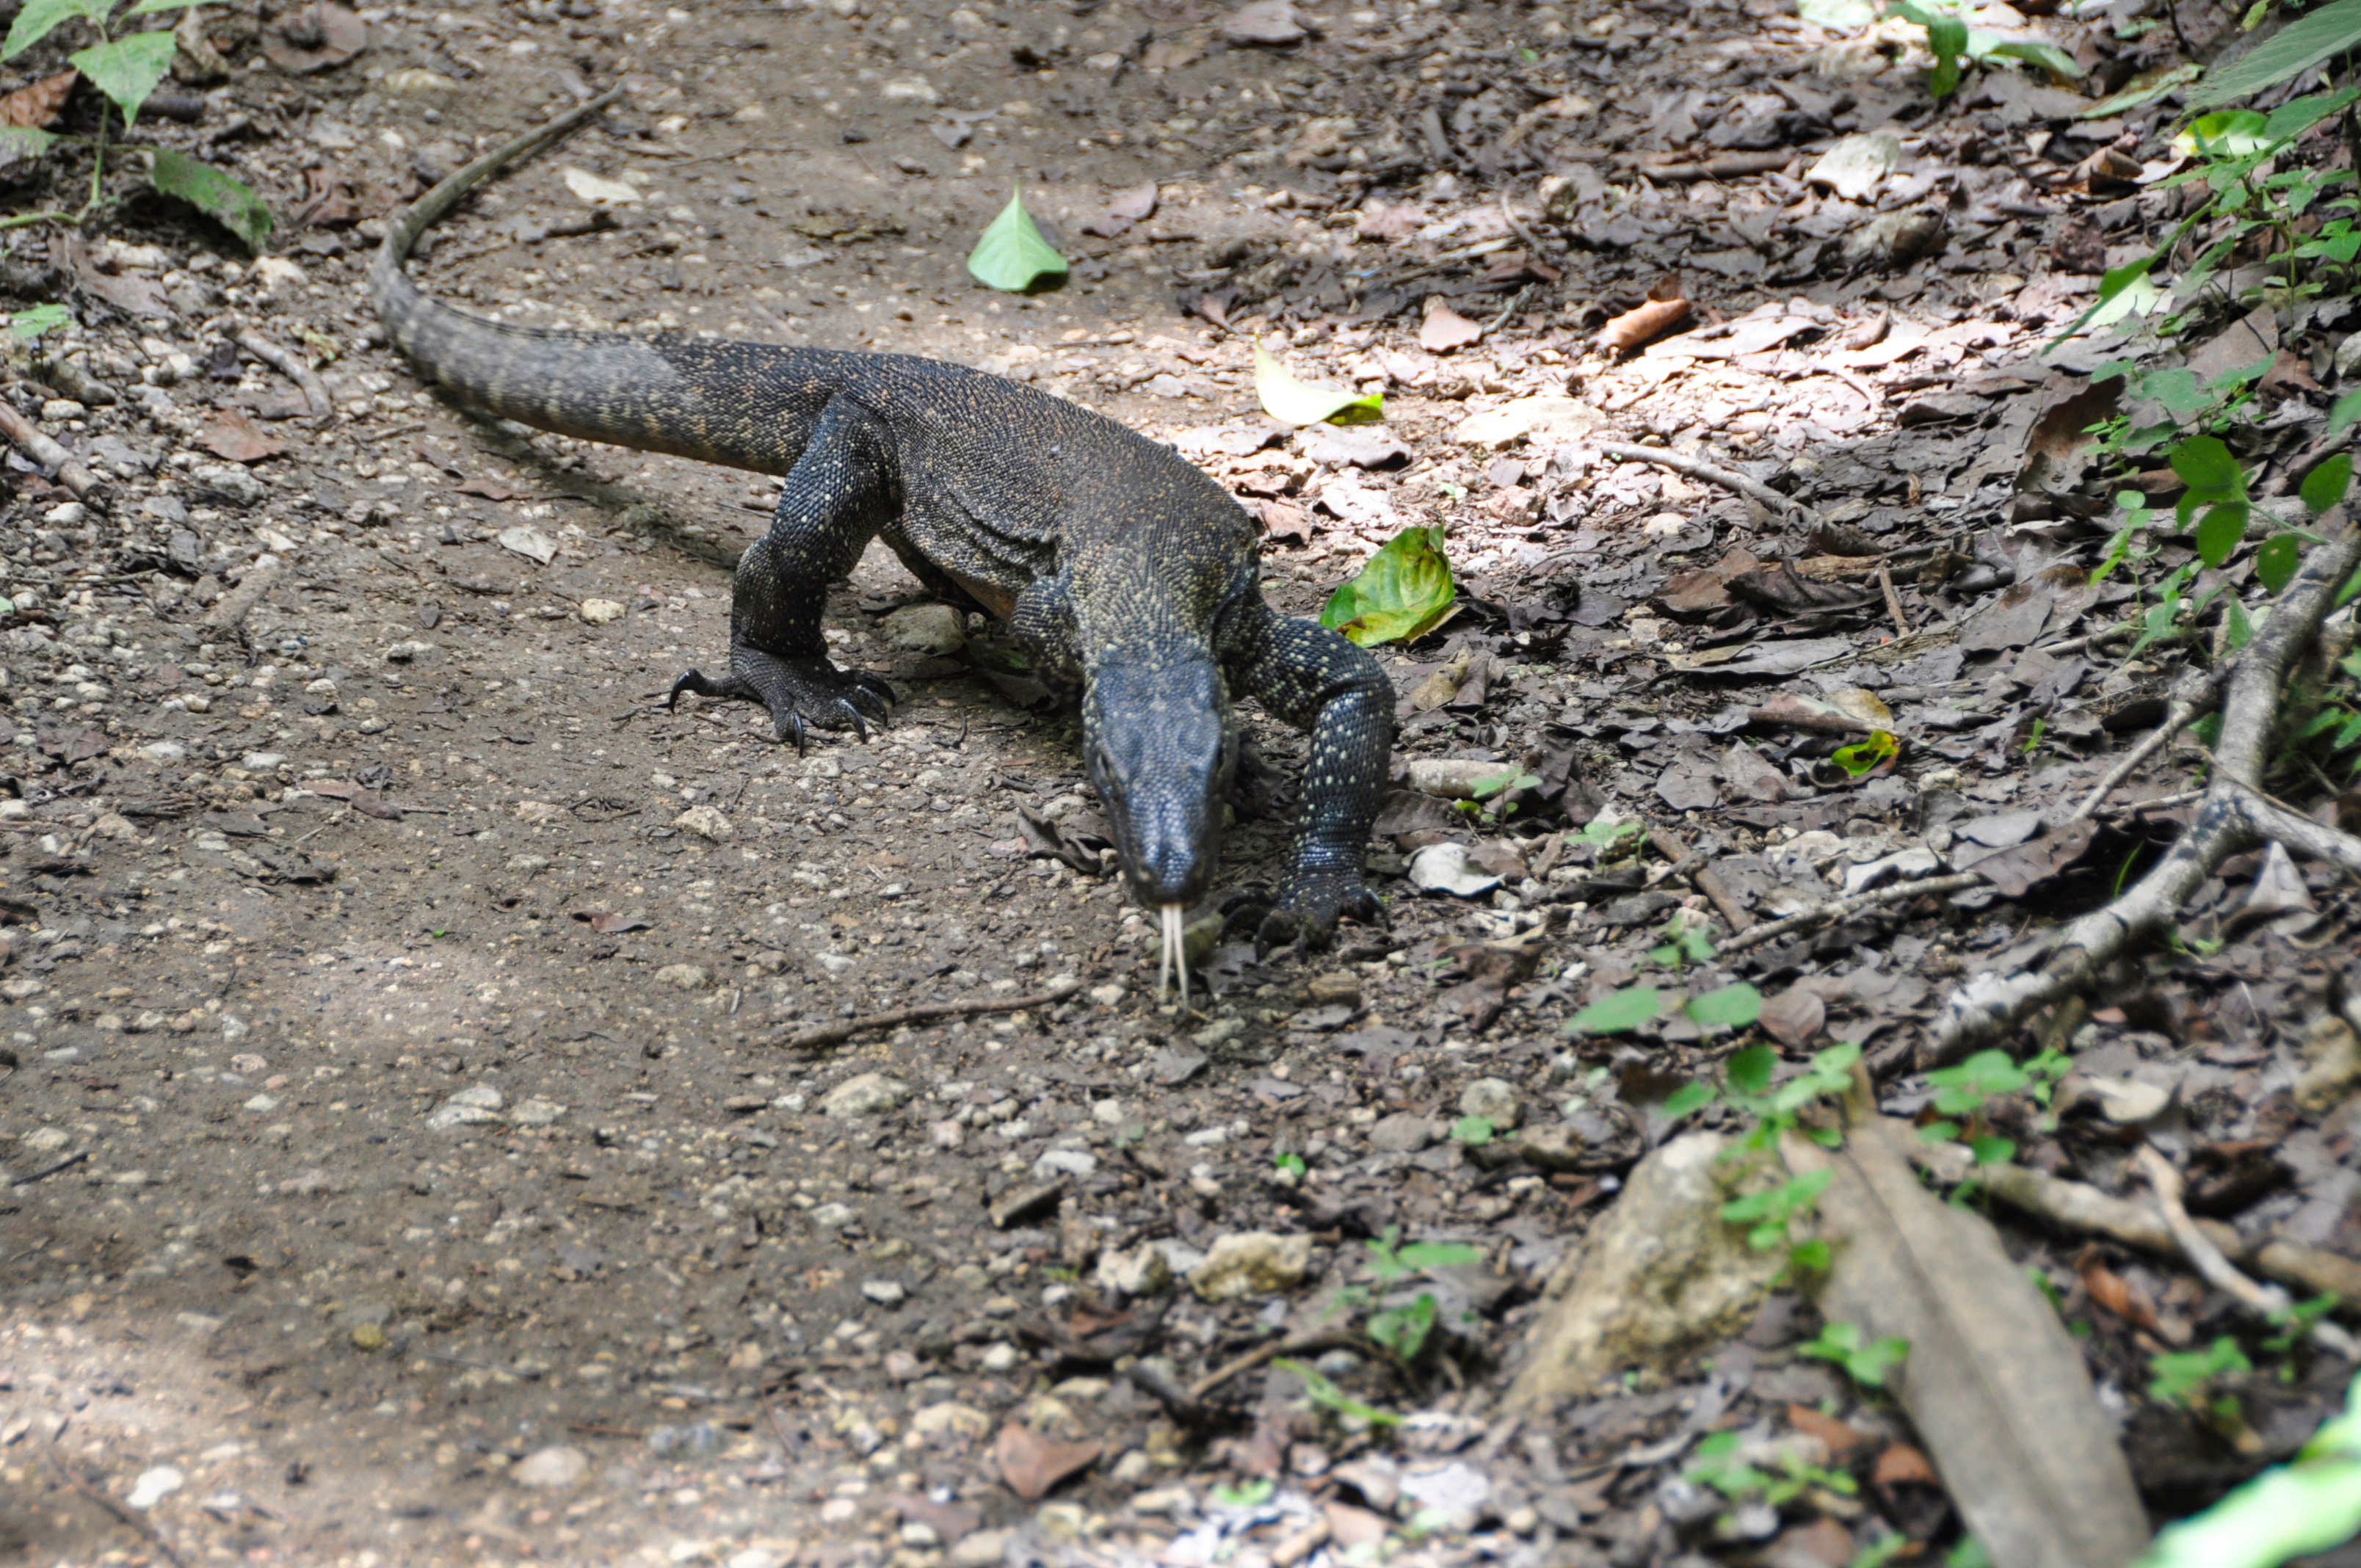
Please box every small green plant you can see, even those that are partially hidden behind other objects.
[1274,1357,1401,1429]
[2135,1368,2361,1568]
[1883,0,2082,98]
[1367,1293,1440,1362]
[1449,1115,1494,1147]
[1664,1040,1864,1152]
[7,302,68,341]
[1325,1227,1484,1366]
[1210,1478,1276,1509]
[0,0,273,248]
[1685,981,1763,1032]
[1563,982,1664,1037]
[2150,1336,2254,1412]
[2260,1294,2343,1360]
[1920,1046,2071,1167]
[1575,815,1647,853]
[1650,910,1716,970]
[1686,1429,1860,1511]
[1272,1150,1307,1181]
[1459,768,1540,822]
[1722,1168,1836,1273]
[1799,1321,1912,1388]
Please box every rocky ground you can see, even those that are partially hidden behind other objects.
[4,0,2361,1566]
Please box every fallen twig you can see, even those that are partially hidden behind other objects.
[12,1149,89,1186]
[1923,521,2361,1068]
[200,552,284,636]
[1646,826,1753,934]
[777,979,1080,1051]
[2137,1147,2361,1359]
[43,1442,188,1568]
[1596,440,1820,523]
[1719,873,1985,957]
[234,328,334,418]
[1876,561,1910,635]
[2070,667,2223,823]
[0,395,106,508]
[1188,1332,1363,1401]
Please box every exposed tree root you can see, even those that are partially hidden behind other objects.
[1921,522,2361,1070]
[2137,1147,2361,1360]
[1719,872,1987,957]
[1596,440,1822,523]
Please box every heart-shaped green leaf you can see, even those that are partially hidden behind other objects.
[1686,983,1763,1029]
[965,186,1067,294]
[148,147,275,253]
[2255,534,2304,594]
[1252,339,1383,427]
[4,0,107,60]
[2194,502,2249,569]
[2302,454,2352,515]
[1319,524,1455,647]
[73,30,177,128]
[1563,984,1663,1036]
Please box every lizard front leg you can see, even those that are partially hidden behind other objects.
[670,396,901,749]
[1219,600,1395,952]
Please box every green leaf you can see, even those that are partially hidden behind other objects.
[1273,1150,1306,1180]
[1368,1293,1437,1361]
[965,185,1067,294]
[2185,108,2273,157]
[1564,984,1663,1036]
[7,302,69,341]
[1211,1478,1277,1509]
[1394,1240,1483,1271]
[1970,1133,2017,1164]
[2257,534,2304,593]
[2171,434,2244,500]
[73,31,178,129]
[1274,1358,1404,1428]
[147,147,275,253]
[1685,983,1764,1029]
[0,126,57,170]
[2191,0,2361,106]
[2136,1371,2361,1568]
[1727,1043,1777,1098]
[1926,18,1967,96]
[1833,728,1899,777]
[1319,523,1454,647]
[1663,1080,1716,1118]
[1450,1115,1494,1146]
[2079,62,2203,117]
[2331,389,2361,440]
[1986,38,2083,79]
[4,0,107,60]
[2303,454,2353,515]
[1798,0,1879,23]
[2195,503,2250,569]
[1252,338,1383,427]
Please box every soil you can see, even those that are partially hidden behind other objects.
[4,0,2361,1566]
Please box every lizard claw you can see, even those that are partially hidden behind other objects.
[1250,870,1386,959]
[670,647,894,751]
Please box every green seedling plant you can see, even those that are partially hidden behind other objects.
[1210,1478,1276,1509]
[1,0,273,249]
[1919,1046,2071,1169]
[1685,1429,1860,1517]
[1882,0,2083,98]
[1272,1150,1306,1182]
[1324,1227,1484,1367]
[2151,1336,2258,1446]
[1799,1321,1912,1388]
[1665,1040,1864,1152]
[1450,1115,1494,1147]
[1459,767,1541,822]
[1722,1168,1837,1276]
[1273,1357,1403,1429]
[2136,1367,2361,1568]
[1650,910,1717,971]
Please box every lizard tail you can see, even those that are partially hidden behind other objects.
[369,86,827,476]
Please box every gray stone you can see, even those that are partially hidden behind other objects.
[1187,1231,1313,1302]
[1508,1132,1785,1407]
[512,1445,590,1489]
[823,1072,910,1120]
[1368,1111,1440,1153]
[1459,1077,1521,1130]
[883,602,966,655]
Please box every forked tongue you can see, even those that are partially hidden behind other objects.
[1156,903,1189,1011]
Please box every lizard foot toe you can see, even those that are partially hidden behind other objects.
[685,647,899,752]
[1251,874,1386,959]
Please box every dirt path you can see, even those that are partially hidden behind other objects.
[5,0,2361,1565]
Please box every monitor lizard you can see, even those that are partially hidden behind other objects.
[369,90,1395,990]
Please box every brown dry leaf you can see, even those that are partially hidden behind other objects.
[0,70,76,130]
[2072,144,2143,195]
[55,236,172,318]
[456,476,523,501]
[1784,1077,2151,1568]
[1595,276,1689,355]
[264,2,370,73]
[197,411,286,464]
[1356,201,1425,242]
[1418,297,1484,353]
[1871,1442,1939,1488]
[1758,987,1826,1048]
[2077,1260,2161,1333]
[349,788,402,821]
[1080,181,1157,238]
[1016,804,1111,876]
[1787,1404,1867,1455]
[995,1422,1100,1500]
[1954,818,2096,899]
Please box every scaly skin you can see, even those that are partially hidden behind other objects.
[369,91,1393,950]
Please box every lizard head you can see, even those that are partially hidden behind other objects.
[1081,657,1238,910]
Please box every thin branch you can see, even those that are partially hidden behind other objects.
[234,328,335,418]
[1876,561,1910,634]
[1719,872,1985,957]
[1188,1332,1363,1401]
[775,979,1081,1051]
[1921,521,2361,1068]
[1595,440,1821,524]
[2136,1147,2361,1360]
[0,396,107,507]
[2070,668,2224,823]
[42,1443,188,1568]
